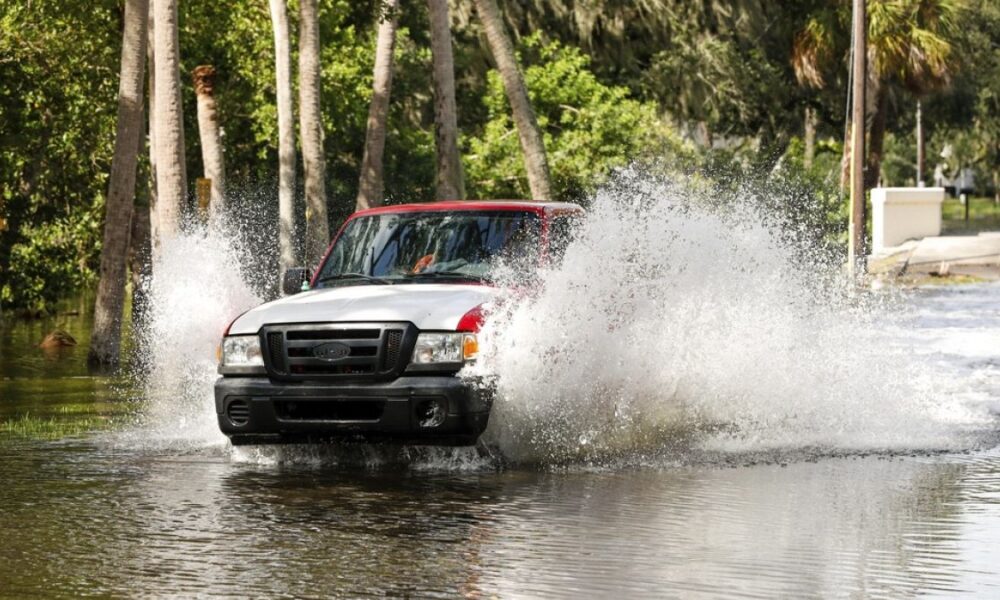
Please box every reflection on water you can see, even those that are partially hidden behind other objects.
[1,278,999,595]
[1,440,999,597]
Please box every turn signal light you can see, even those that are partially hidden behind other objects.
[462,333,479,360]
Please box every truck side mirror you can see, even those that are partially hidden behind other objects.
[282,267,312,295]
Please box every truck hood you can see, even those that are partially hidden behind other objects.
[228,283,499,334]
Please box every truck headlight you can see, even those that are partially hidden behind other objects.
[412,333,478,364]
[221,335,264,367]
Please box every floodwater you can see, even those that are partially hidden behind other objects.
[1,282,998,598]
[2,185,1000,597]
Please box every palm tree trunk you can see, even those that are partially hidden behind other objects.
[865,86,889,189]
[299,0,330,265]
[89,0,149,367]
[130,195,152,330]
[269,0,296,273]
[803,106,816,169]
[146,0,159,249]
[152,0,187,239]
[428,0,465,200]
[133,101,153,331]
[192,65,226,220]
[356,0,399,211]
[474,0,553,200]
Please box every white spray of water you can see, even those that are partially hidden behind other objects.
[132,221,263,449]
[468,176,995,464]
[127,175,997,467]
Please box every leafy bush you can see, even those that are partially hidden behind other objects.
[464,37,690,201]
[2,199,102,313]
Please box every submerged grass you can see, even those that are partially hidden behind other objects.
[0,402,130,441]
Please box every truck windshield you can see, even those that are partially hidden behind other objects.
[315,210,542,286]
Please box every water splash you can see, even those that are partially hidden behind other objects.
[468,175,996,464]
[123,174,997,467]
[130,218,264,449]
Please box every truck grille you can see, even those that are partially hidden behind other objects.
[259,323,416,382]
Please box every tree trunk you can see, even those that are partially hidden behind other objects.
[803,106,816,169]
[865,85,889,190]
[146,0,159,250]
[356,0,399,211]
[89,0,148,367]
[428,0,465,200]
[192,65,226,220]
[152,0,186,239]
[130,197,152,330]
[133,96,153,332]
[269,0,296,273]
[474,0,553,200]
[299,0,330,265]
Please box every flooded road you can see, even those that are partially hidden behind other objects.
[0,439,999,598]
[2,276,1000,596]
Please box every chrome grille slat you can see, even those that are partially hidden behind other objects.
[286,329,380,340]
[285,339,381,349]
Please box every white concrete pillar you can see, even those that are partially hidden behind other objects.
[871,187,945,254]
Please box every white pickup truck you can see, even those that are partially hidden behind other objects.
[215,200,582,445]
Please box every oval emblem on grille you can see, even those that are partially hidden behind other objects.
[312,342,351,361]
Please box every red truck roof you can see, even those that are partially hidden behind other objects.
[352,200,584,218]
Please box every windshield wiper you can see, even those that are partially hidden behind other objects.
[402,271,486,283]
[314,272,390,285]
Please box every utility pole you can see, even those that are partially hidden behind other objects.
[848,0,867,277]
[916,100,925,187]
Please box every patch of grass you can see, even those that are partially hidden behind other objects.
[0,412,109,440]
[942,196,1000,234]
[0,402,131,441]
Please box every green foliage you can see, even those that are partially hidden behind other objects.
[892,0,1000,196]
[180,1,437,215]
[0,0,120,312]
[1,0,998,312]
[465,38,689,201]
[2,199,103,311]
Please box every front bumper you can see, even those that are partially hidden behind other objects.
[214,375,493,445]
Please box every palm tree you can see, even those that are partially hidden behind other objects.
[152,0,186,239]
[453,0,773,145]
[428,0,465,200]
[791,0,959,188]
[146,0,159,247]
[192,65,226,219]
[473,0,553,200]
[298,0,330,265]
[356,0,400,211]
[89,0,149,367]
[865,0,958,187]
[269,0,296,273]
